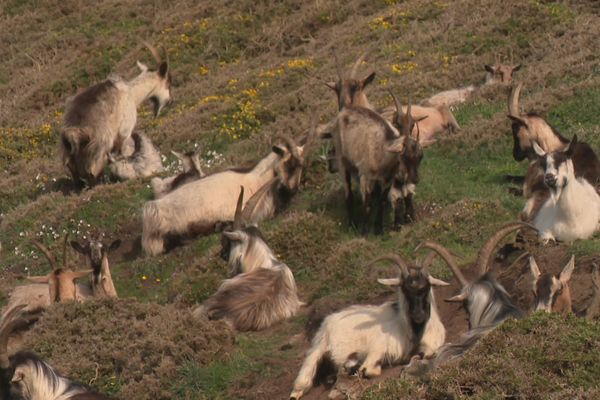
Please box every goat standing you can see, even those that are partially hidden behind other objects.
[60,42,171,187]
[193,187,302,331]
[289,253,448,400]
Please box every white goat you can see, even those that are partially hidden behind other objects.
[532,136,600,242]
[107,132,163,180]
[60,42,171,187]
[289,254,448,400]
[142,136,305,255]
[151,149,205,199]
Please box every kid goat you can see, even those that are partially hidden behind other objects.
[107,132,163,181]
[150,149,205,199]
[142,134,307,255]
[60,42,171,187]
[289,253,448,400]
[193,187,302,331]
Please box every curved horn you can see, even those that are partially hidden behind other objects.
[31,240,57,270]
[476,221,537,275]
[241,178,277,223]
[366,254,411,277]
[508,82,523,117]
[388,90,404,126]
[143,41,162,64]
[416,241,468,287]
[0,305,25,368]
[233,186,244,230]
[350,50,369,78]
[274,133,302,161]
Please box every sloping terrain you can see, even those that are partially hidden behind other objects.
[1,0,599,398]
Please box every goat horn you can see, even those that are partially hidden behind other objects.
[508,82,523,117]
[142,41,162,64]
[350,50,369,79]
[420,251,438,271]
[416,241,468,287]
[242,178,277,223]
[388,90,404,125]
[64,269,93,280]
[233,186,244,230]
[274,133,302,161]
[0,304,27,369]
[367,254,410,277]
[31,240,57,270]
[476,221,537,276]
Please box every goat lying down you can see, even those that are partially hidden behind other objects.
[529,255,575,314]
[404,222,535,375]
[0,307,112,399]
[108,132,163,181]
[3,237,120,319]
[151,149,205,199]
[289,253,448,400]
[193,187,302,331]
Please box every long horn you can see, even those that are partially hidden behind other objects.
[350,50,369,78]
[367,254,411,277]
[62,233,69,268]
[508,82,523,117]
[416,241,468,287]
[233,186,244,230]
[274,133,302,161]
[388,90,404,125]
[421,251,437,270]
[241,178,277,223]
[476,221,537,275]
[143,41,162,64]
[31,240,57,270]
[0,305,26,368]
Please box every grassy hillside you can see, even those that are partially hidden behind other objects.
[1,0,600,398]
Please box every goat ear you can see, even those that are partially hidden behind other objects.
[272,145,286,157]
[11,368,24,383]
[223,231,245,242]
[385,138,405,153]
[27,275,50,284]
[445,292,467,302]
[377,278,401,286]
[428,276,450,287]
[158,61,169,79]
[136,61,149,73]
[484,64,495,73]
[565,135,577,157]
[70,241,87,255]
[529,256,541,280]
[65,269,93,280]
[559,255,575,283]
[532,141,546,157]
[108,240,122,252]
[361,72,376,88]
[512,64,522,72]
[507,115,527,126]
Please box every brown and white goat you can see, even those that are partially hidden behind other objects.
[289,253,448,400]
[0,306,112,400]
[423,63,522,108]
[529,255,574,314]
[107,132,163,181]
[142,135,306,255]
[193,187,302,331]
[150,149,205,199]
[60,42,171,187]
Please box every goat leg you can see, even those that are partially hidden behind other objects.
[404,194,416,223]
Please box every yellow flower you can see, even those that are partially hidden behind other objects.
[198,65,209,76]
[141,275,148,281]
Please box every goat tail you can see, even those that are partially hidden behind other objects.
[439,105,460,133]
[142,201,165,256]
[290,334,328,400]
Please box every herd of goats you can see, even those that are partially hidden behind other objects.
[0,43,599,399]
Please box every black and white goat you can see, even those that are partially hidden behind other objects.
[0,307,111,400]
[289,253,448,400]
[193,187,302,331]
[531,135,600,242]
[107,132,163,181]
[150,150,205,199]
[142,134,307,255]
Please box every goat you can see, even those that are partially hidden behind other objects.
[193,187,302,331]
[107,132,163,181]
[531,135,600,242]
[529,255,574,314]
[70,237,120,298]
[289,253,448,400]
[423,63,522,108]
[403,222,535,375]
[150,149,205,199]
[142,134,307,255]
[60,42,171,187]
[0,306,112,399]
